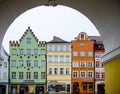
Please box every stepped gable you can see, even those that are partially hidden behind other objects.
[9,27,41,46]
[19,27,39,43]
[9,41,19,46]
[88,36,103,44]
[47,36,70,43]
[38,41,46,46]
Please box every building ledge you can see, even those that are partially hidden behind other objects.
[101,46,120,64]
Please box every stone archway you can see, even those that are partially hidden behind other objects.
[0,1,120,94]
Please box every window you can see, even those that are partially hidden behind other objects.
[54,45,58,52]
[80,51,85,57]
[89,84,93,91]
[54,56,58,63]
[101,63,104,67]
[34,60,38,67]
[73,62,78,68]
[34,49,38,55]
[19,60,24,67]
[27,38,31,44]
[66,68,70,75]
[12,72,16,79]
[60,68,64,75]
[27,60,31,67]
[60,56,64,63]
[73,51,78,57]
[54,68,58,75]
[19,49,24,55]
[4,62,7,68]
[88,62,93,68]
[41,72,45,79]
[41,60,46,67]
[48,45,52,52]
[80,62,86,68]
[80,43,84,46]
[48,68,52,75]
[88,71,93,78]
[12,49,17,55]
[73,71,78,78]
[27,49,31,55]
[48,55,52,63]
[19,72,23,79]
[88,51,93,57]
[96,61,99,67]
[12,60,16,67]
[66,45,70,52]
[102,72,105,78]
[3,72,7,79]
[60,45,64,52]
[83,84,87,91]
[96,72,99,78]
[95,53,100,58]
[80,71,86,78]
[34,72,38,79]
[66,56,70,63]
[26,72,31,79]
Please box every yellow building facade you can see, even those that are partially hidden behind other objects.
[47,36,71,94]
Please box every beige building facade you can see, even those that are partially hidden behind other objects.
[47,36,71,94]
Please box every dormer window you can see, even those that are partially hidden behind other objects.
[81,34,84,39]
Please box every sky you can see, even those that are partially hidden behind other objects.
[2,5,100,54]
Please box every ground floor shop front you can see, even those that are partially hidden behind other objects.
[72,82,94,94]
[47,81,71,94]
[0,83,8,94]
[95,81,105,94]
[9,83,46,94]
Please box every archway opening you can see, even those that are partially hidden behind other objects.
[2,5,100,54]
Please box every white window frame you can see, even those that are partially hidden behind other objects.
[73,61,78,68]
[27,38,31,44]
[60,68,64,75]
[60,45,64,52]
[88,61,93,68]
[48,55,52,63]
[41,60,46,67]
[12,60,16,67]
[80,61,86,68]
[66,56,70,63]
[48,45,52,52]
[60,55,64,63]
[19,60,24,67]
[48,68,52,75]
[34,60,38,67]
[54,45,58,52]
[66,45,70,52]
[73,51,78,57]
[88,51,93,57]
[80,51,85,57]
[80,71,86,78]
[88,71,93,78]
[73,71,78,78]
[54,55,58,63]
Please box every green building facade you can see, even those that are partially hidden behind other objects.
[9,27,47,94]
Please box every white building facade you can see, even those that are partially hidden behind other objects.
[0,46,9,94]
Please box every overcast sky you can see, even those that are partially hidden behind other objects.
[2,5,100,54]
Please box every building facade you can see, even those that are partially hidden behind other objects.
[47,36,71,94]
[9,27,47,94]
[0,46,9,94]
[71,32,94,94]
[92,36,105,94]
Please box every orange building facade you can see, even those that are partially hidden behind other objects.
[71,32,94,94]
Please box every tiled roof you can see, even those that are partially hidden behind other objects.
[88,36,103,44]
[47,36,70,43]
